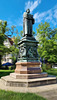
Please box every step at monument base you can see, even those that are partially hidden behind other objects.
[10,72,48,79]
[1,75,56,87]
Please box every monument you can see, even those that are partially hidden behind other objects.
[1,9,56,87]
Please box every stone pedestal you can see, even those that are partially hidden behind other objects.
[15,62,41,74]
[17,36,39,62]
[1,75,56,87]
[10,62,47,79]
[1,61,56,87]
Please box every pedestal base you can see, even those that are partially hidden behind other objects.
[15,62,42,74]
[1,62,57,87]
[1,75,56,87]
[10,72,48,79]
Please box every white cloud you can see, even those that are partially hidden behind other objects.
[34,12,38,19]
[16,0,41,27]
[7,0,41,27]
[34,11,46,23]
[53,9,57,19]
[34,4,57,26]
[25,0,41,13]
[45,10,52,21]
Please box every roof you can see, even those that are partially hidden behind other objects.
[7,37,13,45]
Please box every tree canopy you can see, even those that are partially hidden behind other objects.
[0,20,19,66]
[36,22,57,63]
[0,21,8,66]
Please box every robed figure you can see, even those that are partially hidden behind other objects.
[23,9,35,37]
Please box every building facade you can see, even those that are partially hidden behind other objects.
[2,37,13,64]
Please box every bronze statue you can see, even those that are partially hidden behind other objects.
[23,9,35,37]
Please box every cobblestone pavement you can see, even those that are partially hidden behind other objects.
[0,79,57,100]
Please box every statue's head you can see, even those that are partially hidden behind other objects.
[26,9,30,13]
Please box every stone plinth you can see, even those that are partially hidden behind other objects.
[1,75,56,87]
[10,72,48,79]
[18,36,39,62]
[1,61,56,87]
[15,62,41,74]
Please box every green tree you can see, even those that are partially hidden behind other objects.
[36,22,57,63]
[0,20,8,66]
[10,31,22,67]
[0,21,17,67]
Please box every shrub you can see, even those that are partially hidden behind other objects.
[46,70,57,76]
[9,66,12,70]
[42,63,52,72]
[46,63,52,70]
[42,64,47,72]
[0,70,14,78]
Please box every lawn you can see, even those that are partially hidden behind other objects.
[46,68,57,76]
[42,64,57,76]
[0,90,46,100]
[0,70,14,78]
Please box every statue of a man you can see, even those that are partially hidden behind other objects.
[23,9,35,37]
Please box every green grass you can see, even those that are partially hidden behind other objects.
[0,70,14,78]
[46,69,57,76]
[0,90,46,100]
[50,68,57,71]
[43,68,57,76]
[42,64,57,76]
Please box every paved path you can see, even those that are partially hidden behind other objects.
[38,89,57,100]
[0,79,57,100]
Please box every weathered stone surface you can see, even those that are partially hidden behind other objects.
[15,62,41,74]
[10,72,48,79]
[1,75,56,87]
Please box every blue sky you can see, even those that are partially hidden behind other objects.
[0,0,57,35]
